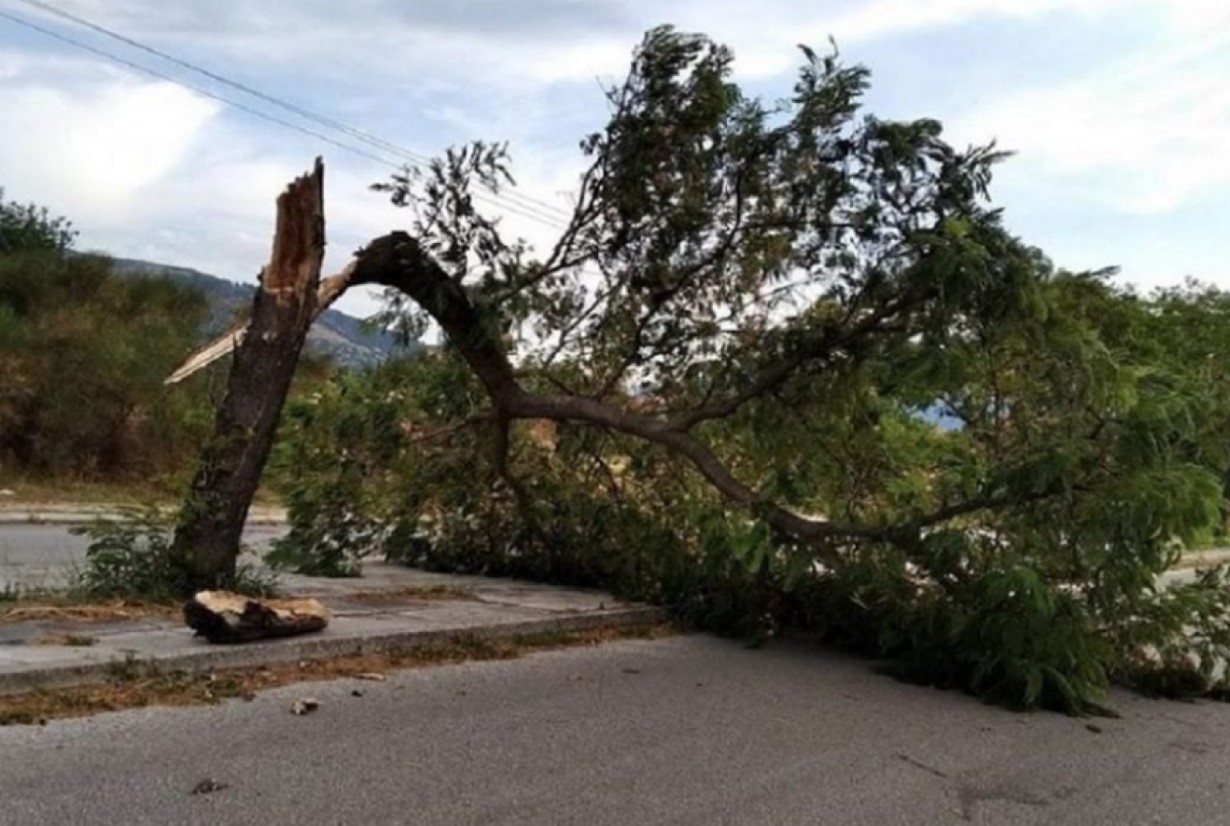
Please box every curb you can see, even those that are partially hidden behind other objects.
[0,605,667,696]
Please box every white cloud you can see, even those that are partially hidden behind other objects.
[0,58,218,222]
[0,0,1159,87]
[953,27,1230,213]
[821,0,1121,42]
[2,0,1228,298]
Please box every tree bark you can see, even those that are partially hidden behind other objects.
[171,159,326,593]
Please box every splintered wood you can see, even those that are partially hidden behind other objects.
[184,591,330,644]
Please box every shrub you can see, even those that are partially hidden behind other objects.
[71,505,276,601]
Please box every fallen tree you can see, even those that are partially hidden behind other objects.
[171,28,1230,712]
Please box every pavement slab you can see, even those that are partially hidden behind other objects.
[0,562,664,695]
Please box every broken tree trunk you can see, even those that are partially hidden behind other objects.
[184,591,330,644]
[164,264,358,384]
[171,159,326,593]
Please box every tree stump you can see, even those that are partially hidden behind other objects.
[170,159,327,593]
[184,591,330,644]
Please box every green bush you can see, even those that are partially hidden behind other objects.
[0,250,214,479]
[71,506,276,601]
[273,350,1230,715]
[264,363,413,577]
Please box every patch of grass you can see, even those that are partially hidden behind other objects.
[0,476,178,507]
[0,623,675,726]
[0,709,39,726]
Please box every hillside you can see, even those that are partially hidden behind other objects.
[111,258,411,367]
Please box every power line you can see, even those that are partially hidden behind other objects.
[10,0,573,224]
[0,3,565,229]
[0,5,569,230]
[2,3,612,326]
[0,9,392,166]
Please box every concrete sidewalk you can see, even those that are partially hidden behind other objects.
[0,562,665,696]
[0,502,288,525]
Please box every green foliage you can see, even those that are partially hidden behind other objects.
[0,188,75,253]
[278,28,1230,715]
[818,560,1115,714]
[1105,566,1230,698]
[0,220,214,479]
[277,336,1230,713]
[70,505,276,601]
[265,357,432,576]
[71,506,183,600]
[1132,282,1230,539]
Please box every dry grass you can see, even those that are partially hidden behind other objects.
[29,632,98,647]
[0,623,674,727]
[0,476,282,507]
[343,585,476,604]
[0,585,474,624]
[0,477,175,506]
[0,598,178,624]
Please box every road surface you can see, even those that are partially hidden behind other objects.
[0,524,285,590]
[1,635,1227,825]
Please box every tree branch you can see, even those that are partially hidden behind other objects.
[350,232,522,404]
[674,296,920,429]
[346,233,1056,559]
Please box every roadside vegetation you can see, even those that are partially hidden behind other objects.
[0,187,335,501]
[69,506,278,601]
[0,192,216,485]
[7,28,1230,716]
[264,28,1230,715]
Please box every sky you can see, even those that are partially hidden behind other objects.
[0,0,1227,318]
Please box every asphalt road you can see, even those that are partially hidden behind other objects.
[1,635,1227,825]
[0,524,285,589]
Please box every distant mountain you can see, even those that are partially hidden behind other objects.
[111,258,413,367]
